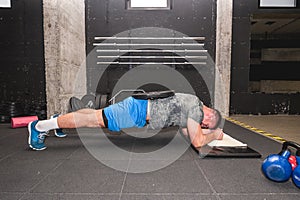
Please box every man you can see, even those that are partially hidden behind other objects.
[28,93,224,151]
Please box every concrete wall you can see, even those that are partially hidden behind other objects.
[215,0,233,116]
[43,0,86,116]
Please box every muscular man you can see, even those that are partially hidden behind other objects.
[28,93,224,150]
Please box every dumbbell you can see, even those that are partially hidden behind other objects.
[68,97,84,112]
[69,94,108,112]
[261,141,300,188]
[81,94,96,109]
[95,93,108,109]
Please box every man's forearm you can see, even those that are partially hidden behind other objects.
[202,132,220,146]
[193,130,223,147]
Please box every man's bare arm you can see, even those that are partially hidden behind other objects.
[186,118,223,148]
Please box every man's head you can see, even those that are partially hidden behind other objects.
[201,106,223,130]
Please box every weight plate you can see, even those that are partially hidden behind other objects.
[81,94,96,109]
[99,94,108,108]
[69,97,84,112]
[95,93,101,109]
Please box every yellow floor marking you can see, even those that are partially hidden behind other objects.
[226,117,287,143]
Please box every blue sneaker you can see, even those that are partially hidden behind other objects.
[51,114,67,138]
[28,120,47,150]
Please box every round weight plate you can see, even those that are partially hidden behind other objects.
[99,94,108,108]
[69,97,84,112]
[81,94,96,109]
[95,94,101,109]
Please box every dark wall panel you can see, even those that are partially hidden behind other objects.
[86,0,216,55]
[86,0,216,106]
[0,0,46,121]
[231,93,300,115]
[250,62,300,81]
[250,38,300,81]
[231,0,300,114]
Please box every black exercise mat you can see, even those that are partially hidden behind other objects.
[178,128,261,159]
[192,145,262,158]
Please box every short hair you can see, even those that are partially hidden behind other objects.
[209,109,223,130]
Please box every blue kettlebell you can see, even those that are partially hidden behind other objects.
[262,141,300,182]
[292,151,300,188]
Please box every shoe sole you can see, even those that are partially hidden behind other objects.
[27,121,47,151]
[51,115,67,138]
[54,129,67,138]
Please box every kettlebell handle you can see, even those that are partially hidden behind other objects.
[280,141,300,156]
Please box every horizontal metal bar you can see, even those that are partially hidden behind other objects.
[97,55,208,59]
[94,36,205,40]
[96,49,208,53]
[109,89,146,104]
[97,62,206,65]
[93,43,204,46]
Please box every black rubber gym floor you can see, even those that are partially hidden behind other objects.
[0,121,299,200]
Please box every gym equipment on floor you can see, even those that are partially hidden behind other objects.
[11,116,38,128]
[68,97,85,112]
[132,90,175,100]
[181,130,261,158]
[69,93,109,112]
[81,94,97,109]
[194,145,261,158]
[262,141,300,188]
[108,89,174,104]
[93,93,108,109]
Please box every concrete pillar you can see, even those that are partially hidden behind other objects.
[43,0,86,116]
[214,0,233,116]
